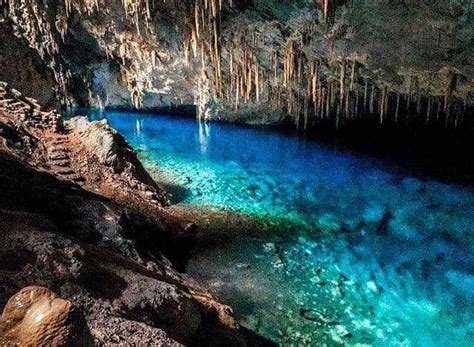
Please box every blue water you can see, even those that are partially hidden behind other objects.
[77,109,474,346]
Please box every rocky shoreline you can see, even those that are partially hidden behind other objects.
[0,82,273,345]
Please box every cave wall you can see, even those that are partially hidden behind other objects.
[0,20,57,108]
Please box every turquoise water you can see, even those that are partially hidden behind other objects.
[78,109,474,346]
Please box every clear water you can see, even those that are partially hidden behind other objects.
[77,109,474,346]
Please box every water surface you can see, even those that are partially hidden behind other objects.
[78,109,474,346]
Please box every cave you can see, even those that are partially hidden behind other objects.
[0,0,473,345]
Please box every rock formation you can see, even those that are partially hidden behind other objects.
[0,82,273,345]
[0,0,472,129]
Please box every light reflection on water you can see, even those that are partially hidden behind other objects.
[76,109,474,346]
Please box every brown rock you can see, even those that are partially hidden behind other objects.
[0,286,89,346]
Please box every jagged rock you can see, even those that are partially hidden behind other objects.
[68,115,170,205]
[0,83,273,346]
[70,117,134,174]
[0,286,89,346]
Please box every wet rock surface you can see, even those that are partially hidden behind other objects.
[0,83,273,345]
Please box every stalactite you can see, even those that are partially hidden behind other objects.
[319,87,325,118]
[350,60,356,91]
[65,0,71,17]
[183,40,189,63]
[426,97,432,124]
[339,60,346,116]
[395,93,400,123]
[369,84,375,115]
[303,97,309,132]
[345,89,350,117]
[436,97,441,120]
[55,15,68,42]
[273,52,278,79]
[326,84,331,119]
[363,78,368,111]
[454,103,460,127]
[311,73,317,106]
[380,86,387,124]
[354,90,359,118]
[255,59,260,103]
[444,72,457,126]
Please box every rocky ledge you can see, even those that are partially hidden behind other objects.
[0,82,272,345]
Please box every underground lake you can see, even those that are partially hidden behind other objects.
[77,109,474,346]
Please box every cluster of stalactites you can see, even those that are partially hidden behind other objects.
[64,0,99,17]
[114,33,160,108]
[225,47,262,110]
[121,0,152,35]
[121,64,147,109]
[63,0,153,34]
[215,27,468,130]
[277,52,468,129]
[184,0,226,117]
[7,0,72,102]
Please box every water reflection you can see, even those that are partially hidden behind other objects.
[135,118,143,137]
[198,118,211,155]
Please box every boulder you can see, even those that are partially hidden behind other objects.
[0,286,90,346]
